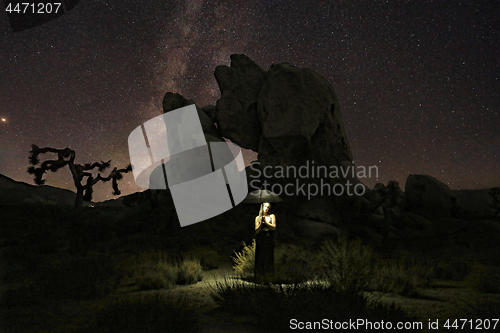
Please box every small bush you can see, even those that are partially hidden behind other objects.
[130,251,177,290]
[370,261,428,298]
[176,257,203,285]
[184,246,221,270]
[465,263,500,293]
[318,236,377,293]
[232,240,255,279]
[91,291,199,333]
[134,262,177,290]
[210,276,275,315]
[274,243,319,283]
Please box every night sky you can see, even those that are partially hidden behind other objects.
[0,0,498,202]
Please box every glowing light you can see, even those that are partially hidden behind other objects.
[1,118,6,122]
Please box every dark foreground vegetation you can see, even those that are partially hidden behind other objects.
[1,203,499,332]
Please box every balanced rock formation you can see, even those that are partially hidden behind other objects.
[210,54,367,243]
[256,62,352,175]
[213,55,363,199]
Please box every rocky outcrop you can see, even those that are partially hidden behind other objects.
[454,188,499,220]
[214,54,265,150]
[403,175,458,221]
[201,105,217,123]
[256,63,353,177]
[212,55,365,207]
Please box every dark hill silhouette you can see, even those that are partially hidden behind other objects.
[0,173,93,206]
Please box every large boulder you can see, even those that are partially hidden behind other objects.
[453,187,500,220]
[214,54,265,150]
[213,56,365,199]
[256,62,355,185]
[201,104,217,123]
[403,174,458,221]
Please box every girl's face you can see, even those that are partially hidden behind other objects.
[263,203,270,214]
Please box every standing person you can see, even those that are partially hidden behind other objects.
[254,202,276,282]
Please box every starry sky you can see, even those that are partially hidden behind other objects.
[0,0,498,202]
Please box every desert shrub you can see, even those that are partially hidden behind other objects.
[232,240,318,283]
[183,246,222,270]
[465,263,500,293]
[210,278,423,332]
[134,262,177,290]
[90,291,199,333]
[369,251,434,297]
[33,253,124,300]
[370,260,429,298]
[176,257,203,285]
[210,276,276,315]
[274,243,319,283]
[318,236,377,293]
[232,240,256,279]
[126,251,177,290]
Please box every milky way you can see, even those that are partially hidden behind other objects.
[0,0,498,202]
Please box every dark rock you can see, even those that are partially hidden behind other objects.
[201,104,217,123]
[256,62,354,186]
[290,216,343,246]
[403,174,458,221]
[395,211,432,231]
[453,187,500,220]
[214,54,265,150]
[295,196,337,224]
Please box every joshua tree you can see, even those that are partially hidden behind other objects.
[487,187,500,218]
[27,144,132,209]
